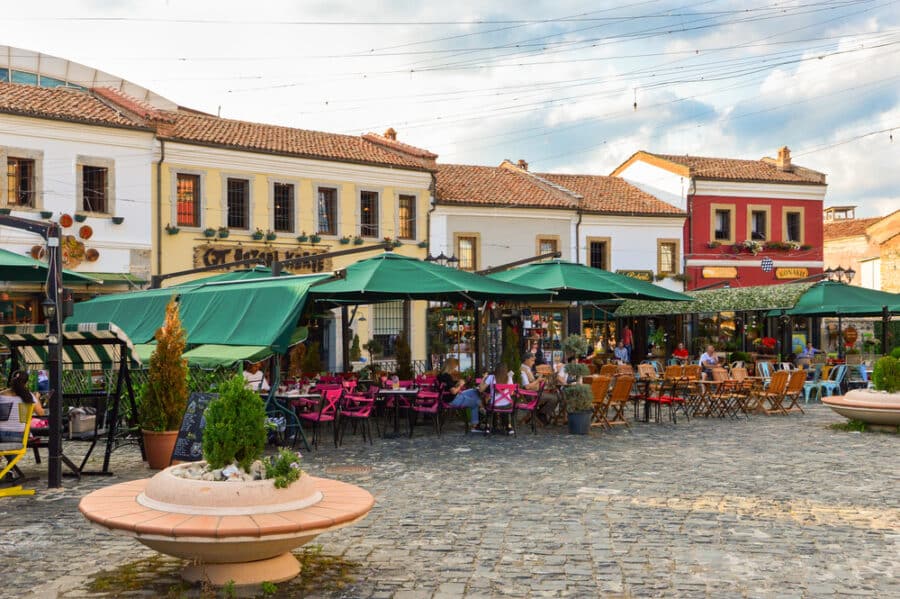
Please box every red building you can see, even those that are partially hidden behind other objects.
[611,147,826,289]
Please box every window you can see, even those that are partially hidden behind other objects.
[398,194,416,239]
[537,236,558,257]
[657,239,680,275]
[226,178,249,229]
[372,301,407,358]
[710,204,735,243]
[317,187,337,236]
[456,234,479,271]
[714,210,731,240]
[360,191,379,237]
[82,165,109,213]
[273,183,295,232]
[588,238,610,270]
[7,157,35,207]
[785,210,803,243]
[750,210,767,240]
[176,173,201,227]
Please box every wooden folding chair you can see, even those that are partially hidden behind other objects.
[752,370,790,415]
[605,376,633,428]
[637,364,657,380]
[599,364,617,377]
[782,370,807,414]
[590,376,612,428]
[1,401,35,498]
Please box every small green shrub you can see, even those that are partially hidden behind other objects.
[349,334,362,362]
[729,351,751,363]
[562,334,590,357]
[872,356,900,393]
[301,341,322,374]
[362,338,383,362]
[395,333,414,380]
[563,362,590,380]
[264,448,303,489]
[891,347,900,360]
[564,384,593,412]
[502,325,520,374]
[830,419,867,432]
[261,581,278,595]
[202,376,267,471]
[140,298,189,431]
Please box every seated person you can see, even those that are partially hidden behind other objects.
[520,353,557,424]
[795,342,821,367]
[243,361,270,392]
[613,341,629,364]
[699,345,720,378]
[672,342,689,363]
[437,358,482,433]
[553,357,569,388]
[1,370,44,453]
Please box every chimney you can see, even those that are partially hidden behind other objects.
[516,159,528,171]
[776,146,792,172]
[384,127,397,141]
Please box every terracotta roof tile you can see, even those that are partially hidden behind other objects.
[161,111,434,171]
[362,132,438,161]
[0,82,149,129]
[92,87,175,123]
[538,173,685,216]
[435,163,578,209]
[646,152,826,184]
[823,217,882,240]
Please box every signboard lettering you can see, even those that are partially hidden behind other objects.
[171,392,218,462]
[775,267,808,280]
[702,266,738,279]
[616,270,653,282]
[193,243,332,273]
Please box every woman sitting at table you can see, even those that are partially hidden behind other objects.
[243,361,270,392]
[1,370,44,446]
[437,358,483,433]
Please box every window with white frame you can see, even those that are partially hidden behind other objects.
[6,157,35,208]
[398,194,416,239]
[457,235,478,271]
[176,173,201,227]
[360,190,379,237]
[226,178,250,229]
[317,187,337,236]
[273,182,295,232]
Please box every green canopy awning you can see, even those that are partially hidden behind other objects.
[70,287,180,344]
[70,272,146,287]
[171,266,277,287]
[0,247,101,283]
[0,322,141,369]
[487,260,692,302]
[133,343,155,364]
[783,281,900,317]
[310,252,555,303]
[614,282,816,316]
[181,344,272,368]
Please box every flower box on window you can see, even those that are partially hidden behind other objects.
[252,228,265,241]
[165,224,180,235]
[309,234,321,244]
[217,227,229,239]
[339,236,351,245]
[296,232,309,243]
[266,230,278,242]
[353,236,364,245]
[203,227,217,238]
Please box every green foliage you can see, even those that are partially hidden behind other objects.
[648,328,666,348]
[221,579,236,598]
[349,334,362,362]
[261,581,278,595]
[395,333,414,380]
[202,376,267,471]
[562,334,590,357]
[872,356,900,393]
[564,384,594,412]
[502,325,520,374]
[891,347,900,360]
[301,341,322,374]
[563,362,590,379]
[362,338,383,361]
[140,298,188,431]
[729,351,752,363]
[830,419,867,432]
[263,448,303,489]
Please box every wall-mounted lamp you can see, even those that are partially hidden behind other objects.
[41,296,57,320]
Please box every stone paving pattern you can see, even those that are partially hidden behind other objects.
[1,405,897,598]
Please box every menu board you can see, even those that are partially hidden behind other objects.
[171,392,217,463]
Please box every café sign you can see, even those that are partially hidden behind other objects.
[616,270,653,282]
[702,266,738,279]
[193,243,332,273]
[775,267,808,280]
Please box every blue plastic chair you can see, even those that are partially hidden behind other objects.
[803,364,823,403]
[819,365,847,397]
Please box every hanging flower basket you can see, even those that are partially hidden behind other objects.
[74,214,88,222]
[252,229,265,241]
[40,211,53,219]
[111,216,125,225]
[165,224,180,235]
[266,231,278,242]
[296,233,309,243]
[78,225,93,240]
[353,236,364,245]
[217,227,229,239]
[59,214,73,227]
[339,236,351,245]
[203,228,217,238]
[309,234,321,244]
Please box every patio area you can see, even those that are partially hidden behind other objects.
[2,405,898,598]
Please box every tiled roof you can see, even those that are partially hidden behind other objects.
[616,151,826,184]
[435,163,579,209]
[823,217,882,240]
[0,82,149,129]
[538,173,685,216]
[160,111,435,171]
[362,132,438,161]
[93,87,175,123]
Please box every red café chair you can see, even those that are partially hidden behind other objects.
[339,392,378,445]
[410,384,444,437]
[439,384,471,435]
[514,380,546,434]
[299,388,342,449]
[486,383,517,434]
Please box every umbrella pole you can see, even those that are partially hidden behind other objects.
[882,306,889,357]
[473,301,481,375]
[837,316,843,360]
[341,305,350,374]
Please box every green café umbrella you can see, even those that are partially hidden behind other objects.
[309,252,555,303]
[784,281,900,316]
[487,259,692,302]
[0,247,100,284]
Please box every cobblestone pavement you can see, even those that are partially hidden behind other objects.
[1,405,898,598]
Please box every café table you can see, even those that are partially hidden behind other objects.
[376,387,419,439]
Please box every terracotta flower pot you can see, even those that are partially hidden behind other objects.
[142,430,179,469]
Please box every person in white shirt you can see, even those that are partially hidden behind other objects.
[699,346,720,378]
[243,361,270,392]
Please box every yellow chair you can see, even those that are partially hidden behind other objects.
[0,401,36,498]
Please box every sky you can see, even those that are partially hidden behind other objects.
[5,0,899,216]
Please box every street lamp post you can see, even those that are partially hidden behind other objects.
[824,266,856,284]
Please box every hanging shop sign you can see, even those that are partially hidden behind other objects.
[616,270,653,282]
[775,267,808,280]
[701,266,738,279]
[193,243,332,273]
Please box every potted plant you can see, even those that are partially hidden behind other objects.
[309,233,321,244]
[353,235,364,245]
[564,384,593,434]
[0,208,11,215]
[395,333,413,380]
[649,328,667,357]
[824,355,900,429]
[139,298,189,469]
[203,227,217,238]
[165,223,180,235]
[301,341,322,376]
[417,240,428,249]
[349,334,362,363]
[217,226,229,239]
[40,210,53,219]
[564,362,590,385]
[111,216,125,225]
[707,241,721,249]
[296,231,309,243]
[74,213,88,222]
[265,230,277,241]
[363,338,383,364]
[252,227,265,240]
[339,235,352,245]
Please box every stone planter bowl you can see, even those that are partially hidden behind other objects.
[79,462,374,586]
[823,389,900,428]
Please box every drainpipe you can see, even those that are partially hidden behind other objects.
[686,179,695,289]
[426,171,437,253]
[156,139,166,278]
[574,208,583,264]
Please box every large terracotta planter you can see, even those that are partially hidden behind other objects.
[822,389,900,427]
[142,430,178,470]
[79,462,374,586]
